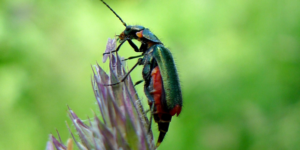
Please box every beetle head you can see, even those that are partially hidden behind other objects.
[119,25,145,42]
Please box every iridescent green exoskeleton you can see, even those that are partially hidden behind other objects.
[100,0,182,147]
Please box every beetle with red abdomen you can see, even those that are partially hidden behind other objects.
[100,0,183,147]
[142,45,182,147]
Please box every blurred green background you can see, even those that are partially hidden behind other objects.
[1,0,300,149]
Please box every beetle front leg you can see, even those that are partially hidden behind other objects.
[103,39,127,55]
[104,39,142,56]
[127,39,140,52]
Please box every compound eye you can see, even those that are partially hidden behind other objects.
[124,26,131,34]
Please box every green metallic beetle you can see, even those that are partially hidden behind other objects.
[101,0,182,147]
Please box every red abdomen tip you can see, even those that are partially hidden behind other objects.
[170,105,182,116]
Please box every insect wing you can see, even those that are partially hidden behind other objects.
[152,45,182,112]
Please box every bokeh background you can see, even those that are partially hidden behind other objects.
[1,0,300,149]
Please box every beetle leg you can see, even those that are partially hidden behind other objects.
[123,54,144,61]
[144,109,150,114]
[139,42,148,52]
[104,58,143,86]
[103,39,127,55]
[127,39,140,52]
[134,80,144,86]
[148,102,155,132]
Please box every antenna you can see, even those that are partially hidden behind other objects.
[100,0,127,27]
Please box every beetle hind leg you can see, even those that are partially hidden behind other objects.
[134,80,144,86]
[148,102,155,132]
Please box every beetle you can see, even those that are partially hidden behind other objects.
[100,0,182,147]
